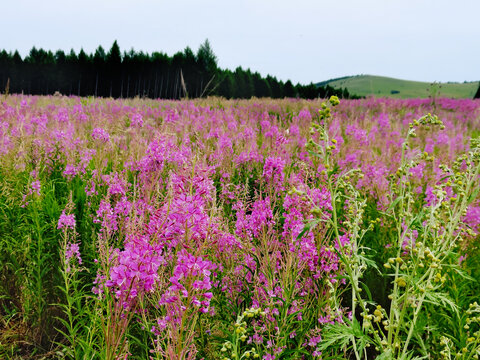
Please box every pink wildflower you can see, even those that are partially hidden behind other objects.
[58,211,76,230]
[91,127,110,142]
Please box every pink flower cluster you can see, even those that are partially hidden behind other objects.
[263,156,286,190]
[21,179,41,207]
[91,127,110,142]
[235,198,275,240]
[160,250,217,314]
[58,211,76,230]
[64,242,82,272]
[106,238,165,303]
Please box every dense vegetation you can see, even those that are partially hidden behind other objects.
[0,40,354,100]
[1,95,479,359]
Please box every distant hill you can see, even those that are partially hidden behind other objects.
[317,75,479,99]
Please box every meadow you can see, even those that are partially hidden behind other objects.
[321,75,479,99]
[0,95,479,360]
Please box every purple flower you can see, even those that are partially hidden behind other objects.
[130,113,144,127]
[91,127,110,142]
[63,164,77,179]
[30,180,41,196]
[308,335,322,347]
[106,237,165,304]
[58,211,76,230]
[65,242,82,269]
[263,156,286,189]
[160,250,217,313]
[235,198,275,239]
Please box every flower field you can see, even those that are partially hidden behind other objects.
[1,95,480,359]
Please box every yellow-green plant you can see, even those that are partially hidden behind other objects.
[306,98,480,359]
[220,307,265,360]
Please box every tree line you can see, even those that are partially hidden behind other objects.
[0,40,356,100]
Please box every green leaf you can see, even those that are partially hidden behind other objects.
[359,281,374,302]
[316,318,374,354]
[296,219,320,240]
[468,186,480,204]
[387,196,403,212]
[424,291,459,315]
[375,349,394,360]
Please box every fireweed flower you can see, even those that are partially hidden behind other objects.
[130,113,144,127]
[234,198,275,240]
[106,237,165,304]
[95,199,118,233]
[148,193,211,248]
[58,211,76,230]
[62,164,78,179]
[102,172,129,196]
[91,127,110,142]
[64,242,82,272]
[77,149,96,174]
[160,250,217,314]
[30,180,41,196]
[263,156,286,190]
[65,243,81,264]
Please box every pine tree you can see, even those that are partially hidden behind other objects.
[0,41,356,99]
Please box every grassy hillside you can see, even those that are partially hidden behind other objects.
[319,75,479,99]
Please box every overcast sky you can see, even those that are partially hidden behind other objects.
[3,0,479,84]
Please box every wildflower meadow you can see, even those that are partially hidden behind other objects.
[1,95,480,360]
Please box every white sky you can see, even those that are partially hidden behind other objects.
[3,0,480,84]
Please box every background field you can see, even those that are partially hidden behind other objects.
[318,75,479,99]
